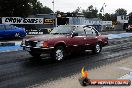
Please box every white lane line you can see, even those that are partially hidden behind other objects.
[0,49,23,53]
[119,67,132,71]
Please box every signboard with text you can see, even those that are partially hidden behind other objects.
[2,17,55,25]
[44,18,55,24]
[2,17,44,24]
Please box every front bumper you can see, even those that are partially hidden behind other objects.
[103,41,109,46]
[21,45,54,53]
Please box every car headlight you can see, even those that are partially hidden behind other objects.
[36,41,49,48]
[43,41,49,48]
[36,41,44,47]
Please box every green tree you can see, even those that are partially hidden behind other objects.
[115,8,127,15]
[83,5,98,18]
[110,14,117,25]
[0,0,34,17]
[0,0,53,17]
[74,7,81,14]
[103,13,111,21]
[32,1,53,15]
[98,13,103,19]
[40,6,53,14]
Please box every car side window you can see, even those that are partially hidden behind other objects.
[0,25,5,30]
[74,27,85,36]
[85,27,97,36]
[5,25,14,30]
[85,28,93,36]
[91,28,97,36]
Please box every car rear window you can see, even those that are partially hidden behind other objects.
[0,25,5,30]
[5,25,14,30]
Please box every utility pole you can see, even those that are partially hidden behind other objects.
[100,3,107,16]
[52,0,54,13]
[52,0,55,27]
[100,3,107,31]
[52,0,57,27]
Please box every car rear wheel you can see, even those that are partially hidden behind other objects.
[92,43,102,54]
[51,46,65,61]
[29,52,41,57]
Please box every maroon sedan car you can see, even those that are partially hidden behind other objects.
[21,25,108,61]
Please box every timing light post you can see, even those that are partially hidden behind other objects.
[52,0,57,27]
[52,0,55,13]
[100,3,107,16]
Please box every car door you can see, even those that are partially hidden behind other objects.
[67,27,87,52]
[84,27,98,49]
[5,25,16,38]
[0,25,6,39]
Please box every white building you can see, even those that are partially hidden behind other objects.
[117,15,129,23]
[68,17,112,31]
[116,15,129,30]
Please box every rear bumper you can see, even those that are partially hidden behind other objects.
[21,45,54,53]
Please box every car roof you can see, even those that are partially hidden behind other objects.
[58,25,94,28]
[59,25,86,27]
[0,24,11,26]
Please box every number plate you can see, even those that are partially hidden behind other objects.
[25,47,31,51]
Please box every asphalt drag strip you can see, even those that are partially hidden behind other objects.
[0,41,132,88]
[0,37,132,88]
[30,53,132,88]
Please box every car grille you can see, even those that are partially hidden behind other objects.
[25,41,37,47]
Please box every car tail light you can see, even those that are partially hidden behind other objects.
[43,41,49,48]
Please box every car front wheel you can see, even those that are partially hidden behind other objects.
[92,43,102,54]
[51,46,65,61]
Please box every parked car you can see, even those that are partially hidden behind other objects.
[126,25,132,32]
[21,25,108,61]
[0,24,26,39]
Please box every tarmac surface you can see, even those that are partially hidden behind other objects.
[32,55,132,88]
[0,31,132,88]
[0,38,132,88]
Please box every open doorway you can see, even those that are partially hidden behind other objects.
[57,17,69,25]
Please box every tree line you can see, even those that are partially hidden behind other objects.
[72,6,129,24]
[0,0,132,24]
[0,0,53,17]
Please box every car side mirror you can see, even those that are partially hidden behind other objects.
[71,32,78,37]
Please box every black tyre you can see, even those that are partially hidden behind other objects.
[51,46,65,61]
[29,52,41,57]
[92,43,102,54]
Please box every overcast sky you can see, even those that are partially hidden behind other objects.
[39,0,132,14]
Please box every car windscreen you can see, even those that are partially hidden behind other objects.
[5,25,15,30]
[50,26,72,34]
